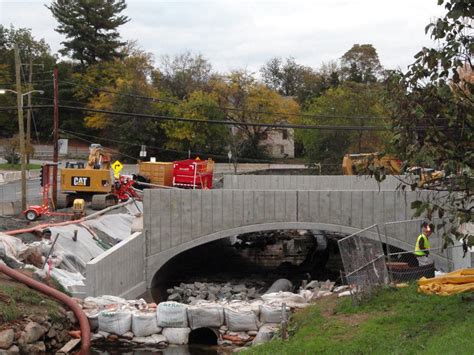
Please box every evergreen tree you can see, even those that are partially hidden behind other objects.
[47,0,129,66]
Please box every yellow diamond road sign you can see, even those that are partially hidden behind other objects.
[112,160,123,177]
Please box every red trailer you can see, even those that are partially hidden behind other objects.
[172,158,214,189]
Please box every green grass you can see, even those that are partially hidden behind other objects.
[249,284,474,354]
[0,163,42,170]
[0,284,62,323]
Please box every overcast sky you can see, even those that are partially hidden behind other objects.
[1,0,445,73]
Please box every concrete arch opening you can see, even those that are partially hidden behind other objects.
[149,225,349,303]
[188,327,218,345]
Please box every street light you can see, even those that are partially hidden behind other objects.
[0,88,44,210]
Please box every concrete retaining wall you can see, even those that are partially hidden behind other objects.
[0,170,40,184]
[223,175,406,191]
[86,232,146,299]
[0,198,42,217]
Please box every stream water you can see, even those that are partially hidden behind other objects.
[91,344,232,354]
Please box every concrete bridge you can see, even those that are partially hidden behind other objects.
[85,176,459,299]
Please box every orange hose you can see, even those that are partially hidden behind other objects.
[0,264,91,353]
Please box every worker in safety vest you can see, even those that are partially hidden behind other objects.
[414,222,433,266]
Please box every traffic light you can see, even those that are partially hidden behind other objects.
[40,165,45,187]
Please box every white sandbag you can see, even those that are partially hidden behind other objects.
[132,311,162,337]
[84,309,100,331]
[224,308,258,332]
[253,324,278,345]
[299,289,313,302]
[98,309,132,335]
[259,304,289,324]
[264,279,293,294]
[261,291,307,308]
[85,295,127,308]
[261,292,306,304]
[162,327,191,345]
[187,305,224,329]
[156,302,188,328]
[225,300,262,317]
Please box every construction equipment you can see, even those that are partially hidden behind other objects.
[57,144,139,210]
[342,153,402,175]
[57,145,117,210]
[342,153,445,187]
[172,158,214,189]
[23,164,75,221]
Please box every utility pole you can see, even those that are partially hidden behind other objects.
[26,58,33,164]
[52,67,59,208]
[15,44,27,211]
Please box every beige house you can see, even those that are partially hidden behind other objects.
[260,128,295,158]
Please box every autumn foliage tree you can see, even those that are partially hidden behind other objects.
[386,0,473,243]
[213,70,300,160]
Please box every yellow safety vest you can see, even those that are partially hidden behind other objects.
[414,233,430,256]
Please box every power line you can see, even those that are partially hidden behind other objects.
[59,78,396,121]
[59,129,275,163]
[0,104,448,132]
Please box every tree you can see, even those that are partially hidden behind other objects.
[153,52,214,100]
[340,44,382,83]
[0,25,56,138]
[82,46,167,159]
[163,91,230,157]
[260,57,332,106]
[212,70,300,160]
[386,0,473,244]
[47,0,129,65]
[298,82,390,172]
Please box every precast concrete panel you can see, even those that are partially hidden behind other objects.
[222,190,234,228]
[191,190,202,238]
[319,191,331,224]
[297,190,309,222]
[243,190,255,224]
[254,191,265,223]
[264,190,276,222]
[341,192,352,226]
[351,191,364,229]
[149,188,162,255]
[329,191,342,225]
[212,190,223,232]
[160,190,172,251]
[170,190,182,248]
[308,190,320,223]
[362,191,375,227]
[233,190,244,228]
[181,190,193,244]
[285,191,297,221]
[274,191,287,221]
[201,191,213,236]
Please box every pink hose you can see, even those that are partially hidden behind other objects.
[0,264,91,354]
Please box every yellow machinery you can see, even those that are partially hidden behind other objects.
[57,145,118,210]
[342,153,445,187]
[342,153,402,175]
